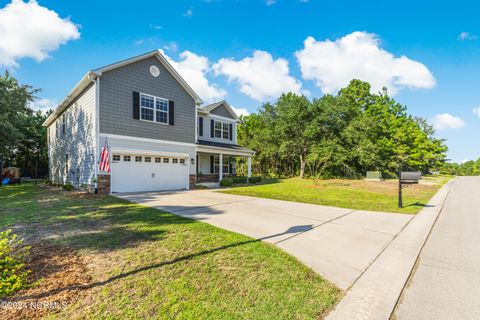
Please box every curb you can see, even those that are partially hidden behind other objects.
[326,179,454,320]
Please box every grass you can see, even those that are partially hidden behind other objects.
[220,175,452,214]
[0,184,340,319]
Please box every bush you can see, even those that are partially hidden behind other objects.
[219,177,234,187]
[248,176,262,184]
[233,176,248,184]
[62,183,74,191]
[0,230,30,298]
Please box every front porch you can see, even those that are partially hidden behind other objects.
[196,140,254,184]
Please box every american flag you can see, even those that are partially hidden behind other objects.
[99,138,110,173]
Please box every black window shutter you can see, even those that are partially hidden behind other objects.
[210,155,214,174]
[133,92,140,119]
[210,119,214,138]
[169,101,175,125]
[229,123,233,141]
[199,117,203,136]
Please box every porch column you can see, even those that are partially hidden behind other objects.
[219,153,223,181]
[247,156,252,178]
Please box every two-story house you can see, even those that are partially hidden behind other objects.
[43,50,254,193]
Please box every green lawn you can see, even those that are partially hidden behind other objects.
[0,184,340,319]
[221,175,452,214]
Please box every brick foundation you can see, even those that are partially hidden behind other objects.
[189,174,196,189]
[97,174,111,195]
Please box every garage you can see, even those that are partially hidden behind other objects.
[111,153,189,193]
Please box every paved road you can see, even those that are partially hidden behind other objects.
[116,190,412,290]
[395,177,480,320]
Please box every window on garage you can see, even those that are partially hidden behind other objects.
[124,155,131,162]
[163,158,169,163]
[135,156,142,162]
[180,158,185,164]
[145,157,151,162]
[172,158,178,164]
[113,155,120,162]
[155,157,162,163]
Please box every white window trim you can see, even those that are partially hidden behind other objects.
[139,93,169,125]
[214,155,230,174]
[213,119,232,141]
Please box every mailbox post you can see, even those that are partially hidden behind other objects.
[398,171,422,208]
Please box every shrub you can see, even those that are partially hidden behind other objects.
[0,230,30,298]
[62,183,74,191]
[233,176,248,184]
[219,177,234,187]
[194,184,208,190]
[248,176,262,184]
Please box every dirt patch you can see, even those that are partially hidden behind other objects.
[0,241,91,320]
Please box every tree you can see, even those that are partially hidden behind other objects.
[0,71,48,178]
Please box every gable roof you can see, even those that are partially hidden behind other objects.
[43,50,203,127]
[199,100,239,120]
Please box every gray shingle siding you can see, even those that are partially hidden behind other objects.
[99,56,196,143]
[48,83,96,186]
[210,104,235,119]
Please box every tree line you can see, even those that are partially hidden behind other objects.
[439,159,480,176]
[237,80,448,179]
[0,71,49,179]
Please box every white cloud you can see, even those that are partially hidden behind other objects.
[432,113,465,130]
[231,106,250,117]
[29,98,57,112]
[183,8,193,17]
[295,32,436,95]
[458,32,477,41]
[213,50,303,101]
[160,49,227,102]
[163,41,178,52]
[473,107,480,118]
[149,24,162,30]
[0,0,80,67]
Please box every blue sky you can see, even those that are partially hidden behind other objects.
[1,0,479,162]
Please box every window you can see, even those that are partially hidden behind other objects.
[155,157,162,163]
[222,122,229,139]
[222,157,230,174]
[135,156,142,162]
[163,158,169,163]
[172,158,178,164]
[65,154,69,175]
[123,155,131,162]
[214,121,222,138]
[61,114,66,135]
[145,157,151,163]
[113,155,120,162]
[140,93,169,124]
[179,158,185,164]
[213,120,232,140]
[214,156,230,174]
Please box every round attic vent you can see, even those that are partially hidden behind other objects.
[150,65,160,77]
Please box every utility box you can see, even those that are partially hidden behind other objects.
[365,171,383,181]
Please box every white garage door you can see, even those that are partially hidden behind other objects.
[111,154,188,193]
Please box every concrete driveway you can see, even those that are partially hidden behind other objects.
[117,190,413,290]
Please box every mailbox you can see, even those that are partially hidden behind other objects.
[400,171,421,184]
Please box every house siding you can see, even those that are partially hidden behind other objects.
[48,83,97,186]
[210,104,235,119]
[99,56,196,144]
[199,114,237,145]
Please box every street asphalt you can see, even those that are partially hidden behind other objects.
[395,177,480,320]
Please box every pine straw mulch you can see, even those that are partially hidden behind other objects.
[0,241,91,320]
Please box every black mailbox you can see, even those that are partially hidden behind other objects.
[400,171,421,184]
